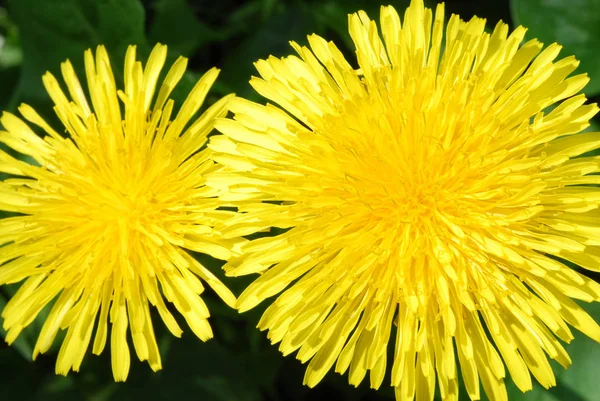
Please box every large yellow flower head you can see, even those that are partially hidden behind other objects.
[0,44,239,380]
[208,1,600,400]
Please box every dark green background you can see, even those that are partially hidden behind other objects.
[1,0,600,400]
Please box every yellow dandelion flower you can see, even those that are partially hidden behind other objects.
[0,43,239,381]
[207,1,600,400]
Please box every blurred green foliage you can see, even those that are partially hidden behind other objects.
[1,0,600,400]
[511,0,600,96]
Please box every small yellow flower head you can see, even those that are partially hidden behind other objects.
[208,1,600,400]
[0,44,239,381]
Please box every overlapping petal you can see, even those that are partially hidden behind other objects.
[0,44,239,380]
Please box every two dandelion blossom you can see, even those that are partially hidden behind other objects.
[2,0,600,399]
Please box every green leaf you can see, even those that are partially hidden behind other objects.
[0,349,39,400]
[148,0,222,57]
[510,0,600,96]
[219,4,320,100]
[0,6,19,55]
[111,336,274,401]
[0,6,22,111]
[0,65,20,111]
[7,0,149,108]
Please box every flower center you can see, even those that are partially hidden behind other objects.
[400,185,440,221]
[110,191,153,219]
